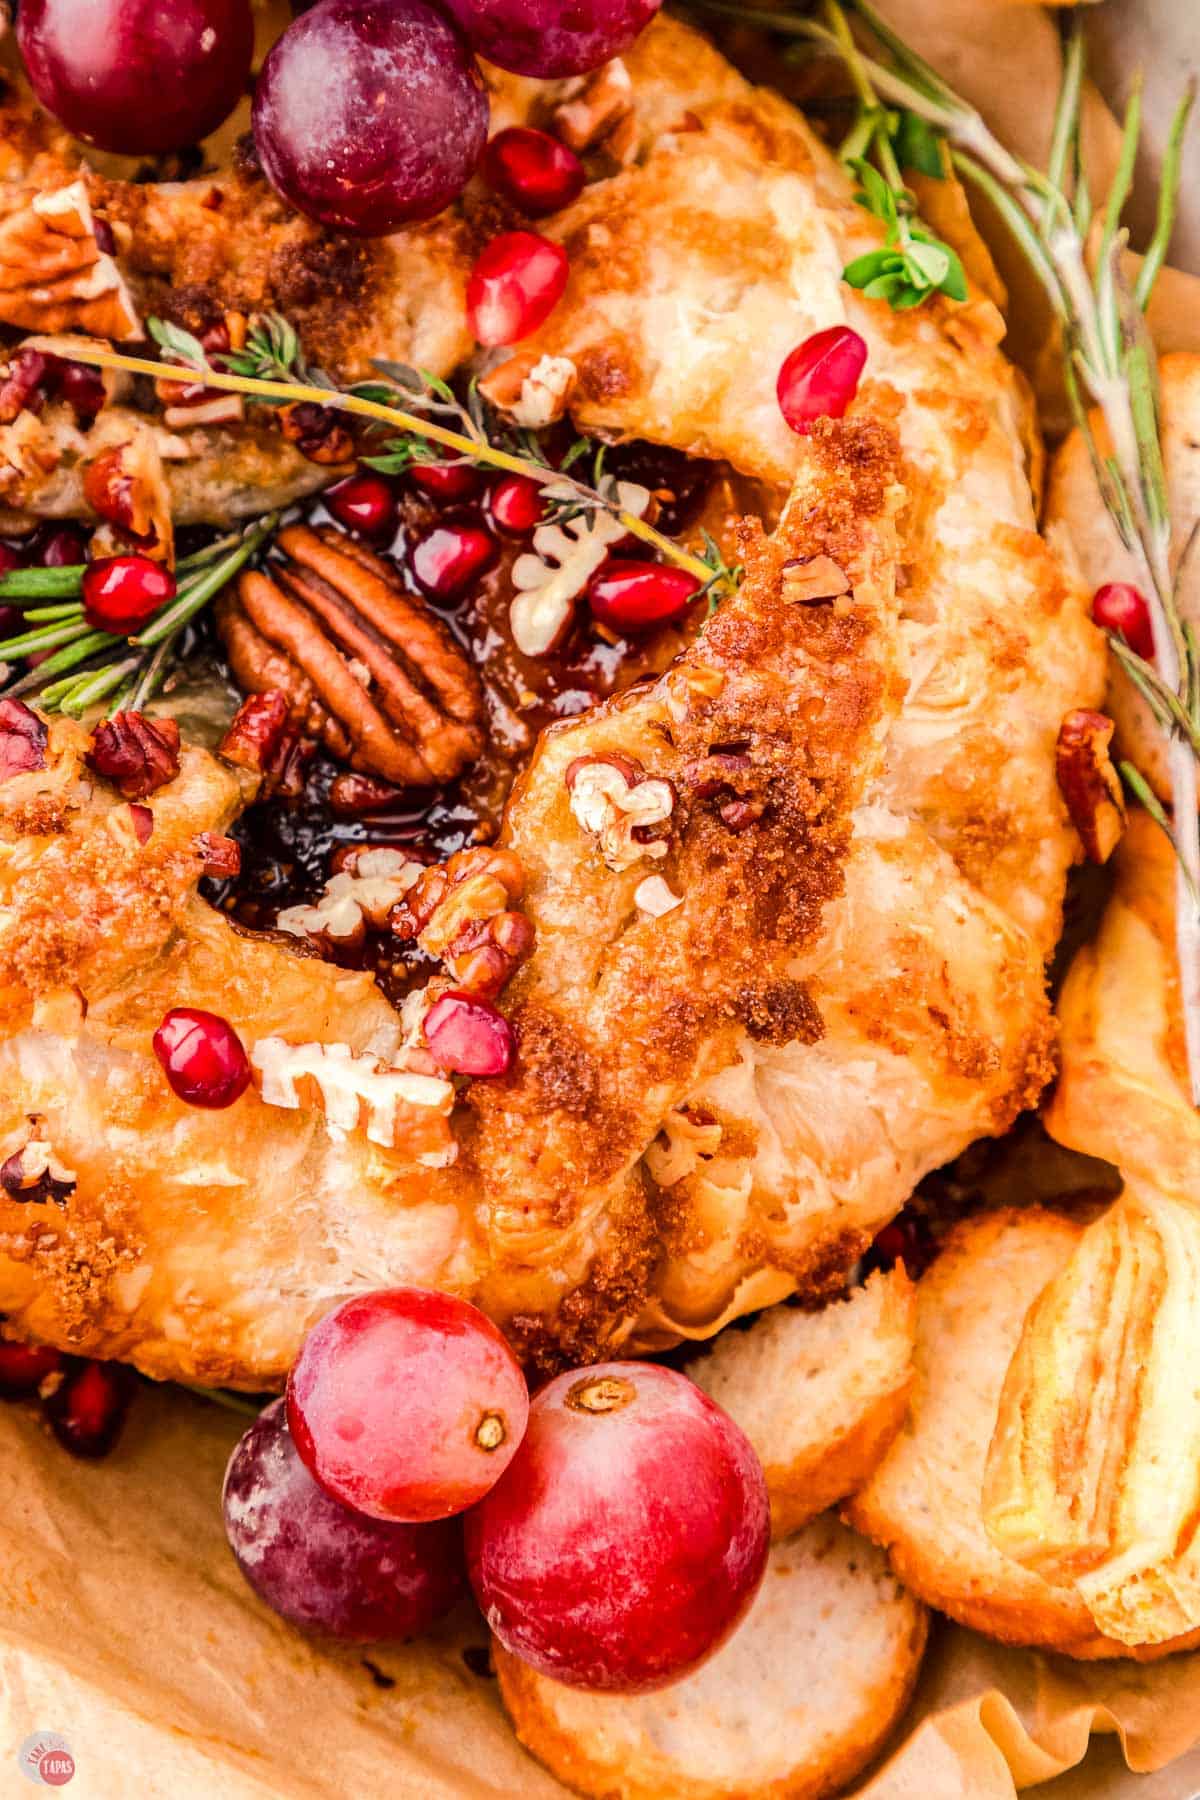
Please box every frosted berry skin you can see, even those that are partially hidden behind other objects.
[152,1007,251,1109]
[287,1288,529,1523]
[224,1399,465,1641]
[777,325,868,435]
[18,0,254,156]
[465,1361,770,1692]
[442,0,662,78]
[252,0,488,235]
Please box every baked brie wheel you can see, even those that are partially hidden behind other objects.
[0,17,1103,1388]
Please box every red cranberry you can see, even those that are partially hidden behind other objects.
[587,559,701,634]
[1092,581,1155,661]
[224,1398,466,1641]
[442,0,661,78]
[152,1006,251,1109]
[408,460,482,502]
[465,1362,770,1691]
[42,1357,135,1458]
[36,523,87,568]
[0,698,48,782]
[488,472,545,535]
[777,325,868,435]
[287,1288,529,1522]
[482,126,586,217]
[467,231,569,347]
[82,554,175,634]
[409,518,498,603]
[424,991,514,1076]
[0,1339,63,1398]
[325,471,398,540]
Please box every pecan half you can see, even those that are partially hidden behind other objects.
[1056,708,1125,864]
[215,524,486,787]
[392,845,533,1000]
[87,711,180,799]
[0,181,141,341]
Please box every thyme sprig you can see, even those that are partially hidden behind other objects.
[0,514,278,716]
[697,0,1200,1098]
[57,325,731,598]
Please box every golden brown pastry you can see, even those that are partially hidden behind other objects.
[0,18,1103,1387]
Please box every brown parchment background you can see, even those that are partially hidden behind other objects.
[5,1,1200,1795]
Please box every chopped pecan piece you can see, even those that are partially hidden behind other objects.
[192,831,241,878]
[0,1132,76,1206]
[218,690,313,799]
[1056,708,1125,864]
[551,58,635,155]
[393,846,533,1000]
[0,181,141,341]
[565,752,675,871]
[781,554,851,604]
[87,711,180,799]
[0,698,47,782]
[279,401,354,466]
[215,523,486,787]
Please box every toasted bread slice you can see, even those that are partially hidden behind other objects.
[847,1208,1200,1659]
[495,1515,927,1800]
[686,1269,915,1538]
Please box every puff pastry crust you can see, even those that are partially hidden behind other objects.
[0,19,1103,1386]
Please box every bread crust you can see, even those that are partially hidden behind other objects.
[495,1516,928,1800]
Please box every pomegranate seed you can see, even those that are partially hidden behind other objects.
[0,542,22,576]
[153,1006,251,1109]
[587,559,701,634]
[36,522,87,567]
[482,126,586,217]
[1092,581,1154,660]
[130,803,154,844]
[42,1357,135,1458]
[424,991,514,1076]
[325,471,397,541]
[0,1339,63,1397]
[82,554,175,634]
[777,325,868,436]
[409,460,482,502]
[409,517,498,602]
[467,230,569,347]
[489,473,545,535]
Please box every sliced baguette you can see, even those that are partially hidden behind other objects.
[847,1208,1200,1659]
[495,1515,927,1800]
[686,1269,915,1538]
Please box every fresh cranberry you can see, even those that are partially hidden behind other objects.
[777,325,868,435]
[152,1006,251,1109]
[408,460,482,502]
[82,554,175,634]
[424,991,514,1076]
[42,1357,135,1458]
[467,231,569,347]
[482,127,586,217]
[466,1362,770,1691]
[36,523,87,568]
[1092,581,1155,660]
[0,1339,63,1398]
[442,0,660,78]
[325,471,398,540]
[0,698,48,782]
[224,1398,466,1641]
[488,473,545,535]
[587,559,700,634]
[287,1288,529,1523]
[409,518,498,602]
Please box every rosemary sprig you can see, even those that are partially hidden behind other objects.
[0,514,277,715]
[55,327,727,597]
